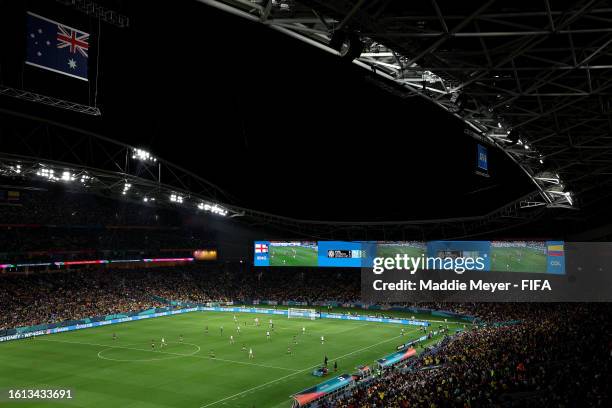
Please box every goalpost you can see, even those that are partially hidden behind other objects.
[287,308,319,320]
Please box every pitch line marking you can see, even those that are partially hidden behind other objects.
[199,329,418,408]
[38,337,299,372]
[97,342,201,362]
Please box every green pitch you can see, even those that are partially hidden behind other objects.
[0,311,459,408]
[269,246,318,266]
[490,247,547,273]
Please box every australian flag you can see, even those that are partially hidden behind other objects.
[25,12,89,81]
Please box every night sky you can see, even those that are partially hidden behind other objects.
[0,0,534,221]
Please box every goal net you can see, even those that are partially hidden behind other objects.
[287,308,318,320]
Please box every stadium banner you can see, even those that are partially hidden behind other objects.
[317,241,376,268]
[0,305,435,343]
[254,240,566,274]
[320,313,429,327]
[477,144,488,172]
[0,308,198,343]
[291,374,355,407]
[377,347,417,368]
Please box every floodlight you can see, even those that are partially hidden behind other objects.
[170,194,183,203]
[131,148,157,163]
[61,171,75,181]
[36,167,56,180]
[197,202,228,216]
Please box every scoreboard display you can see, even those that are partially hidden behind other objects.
[254,240,565,274]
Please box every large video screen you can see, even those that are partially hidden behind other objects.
[254,240,565,274]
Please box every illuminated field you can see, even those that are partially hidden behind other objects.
[269,246,318,267]
[490,247,547,273]
[376,245,426,259]
[0,311,460,408]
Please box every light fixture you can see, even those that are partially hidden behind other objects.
[61,171,75,181]
[36,167,56,180]
[198,202,228,216]
[131,148,157,163]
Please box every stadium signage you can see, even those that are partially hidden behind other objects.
[254,240,566,275]
[0,307,429,343]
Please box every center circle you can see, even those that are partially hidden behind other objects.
[97,342,201,362]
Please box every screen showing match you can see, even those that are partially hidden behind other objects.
[254,240,565,274]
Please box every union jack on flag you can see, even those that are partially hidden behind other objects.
[25,12,90,81]
[56,24,89,57]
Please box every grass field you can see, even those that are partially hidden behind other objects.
[269,246,318,267]
[0,311,458,408]
[376,245,426,259]
[490,247,547,273]
[376,245,426,271]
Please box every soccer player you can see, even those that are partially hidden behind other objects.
[220,326,223,336]
[334,361,338,372]
[242,344,246,352]
[324,355,328,366]
[179,334,183,343]
[401,328,405,336]
[205,325,208,334]
[321,335,325,344]
[209,349,215,358]
[112,333,117,341]
[236,325,241,335]
[287,346,292,355]
[230,335,235,344]
[293,335,298,345]
[269,319,273,327]
[233,315,238,323]
[254,317,259,327]
[151,340,155,350]
[249,347,254,359]
[161,337,166,347]
[302,326,306,335]
[266,331,271,340]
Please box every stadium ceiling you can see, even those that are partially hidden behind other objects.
[0,108,548,239]
[199,0,612,212]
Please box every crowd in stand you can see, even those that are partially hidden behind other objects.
[1,188,610,407]
[0,189,214,259]
[329,303,611,408]
[1,266,610,407]
[0,266,360,331]
[0,189,179,226]
[0,228,212,258]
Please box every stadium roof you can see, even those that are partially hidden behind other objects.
[1,0,611,238]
